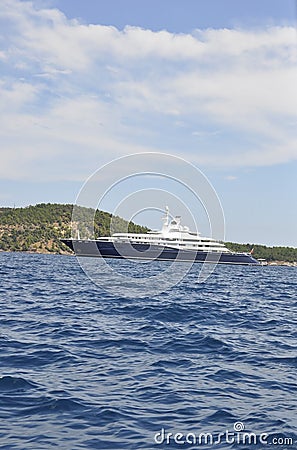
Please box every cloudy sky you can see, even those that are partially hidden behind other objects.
[0,0,296,246]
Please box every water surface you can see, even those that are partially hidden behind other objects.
[0,253,296,449]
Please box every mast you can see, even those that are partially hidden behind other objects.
[163,206,169,225]
[161,206,170,233]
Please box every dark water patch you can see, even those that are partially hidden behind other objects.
[269,355,297,368]
[21,397,90,416]
[0,376,38,392]
[1,348,75,368]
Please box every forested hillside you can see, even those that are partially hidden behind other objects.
[225,242,297,263]
[0,203,149,254]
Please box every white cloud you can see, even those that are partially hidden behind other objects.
[0,0,297,181]
[0,80,38,111]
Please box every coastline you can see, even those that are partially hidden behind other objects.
[1,204,296,265]
[266,260,297,267]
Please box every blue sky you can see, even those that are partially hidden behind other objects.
[50,0,296,31]
[0,0,296,246]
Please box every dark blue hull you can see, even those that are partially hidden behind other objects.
[61,239,259,265]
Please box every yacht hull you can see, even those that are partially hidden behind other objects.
[61,239,259,265]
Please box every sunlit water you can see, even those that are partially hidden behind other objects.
[0,252,296,449]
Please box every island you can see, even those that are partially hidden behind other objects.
[0,203,296,266]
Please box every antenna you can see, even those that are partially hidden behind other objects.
[162,206,170,227]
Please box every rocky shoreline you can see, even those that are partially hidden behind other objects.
[266,260,297,267]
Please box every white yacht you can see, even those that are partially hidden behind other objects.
[61,207,259,265]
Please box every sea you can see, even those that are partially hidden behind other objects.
[0,252,296,450]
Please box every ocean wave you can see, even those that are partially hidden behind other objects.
[0,376,38,392]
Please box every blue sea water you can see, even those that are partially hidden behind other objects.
[0,252,296,450]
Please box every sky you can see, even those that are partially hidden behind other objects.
[0,0,296,246]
